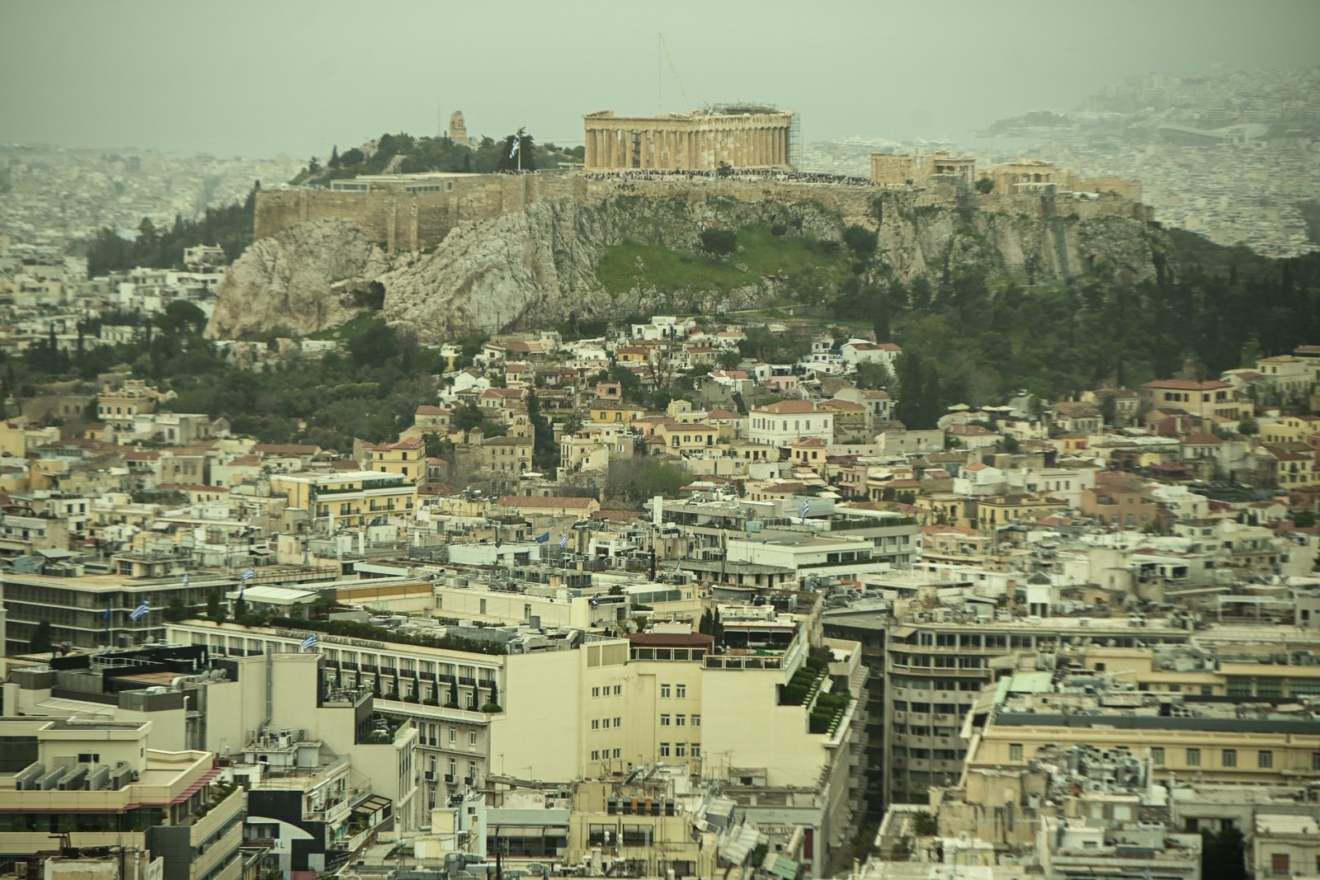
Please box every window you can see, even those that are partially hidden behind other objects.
[614,685,622,695]
[592,687,600,697]
[1222,749,1236,768]
[1312,752,1320,771]
[659,743,670,757]
[1186,748,1201,767]
[591,719,600,730]
[613,748,621,759]
[691,714,700,727]
[660,684,671,698]
[692,744,701,758]
[1272,854,1290,875]
[1009,744,1024,762]
[613,717,621,728]
[675,715,686,727]
[660,714,671,727]
[469,730,477,746]
[77,753,100,764]
[676,684,687,698]
[1259,750,1274,769]
[1151,747,1165,765]
[449,727,457,742]
[675,743,687,757]
[591,750,600,761]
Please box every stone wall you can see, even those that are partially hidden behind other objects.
[254,175,588,251]
[253,174,1152,254]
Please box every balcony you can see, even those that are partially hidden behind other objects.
[704,654,785,671]
[374,697,493,724]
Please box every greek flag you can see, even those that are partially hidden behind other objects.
[509,135,520,158]
[676,562,682,573]
[801,498,810,519]
[240,567,255,581]
[130,600,150,622]
[559,533,568,548]
[181,573,189,587]
[301,634,318,650]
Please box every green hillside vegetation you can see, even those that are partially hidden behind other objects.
[294,131,583,186]
[839,228,1320,425]
[9,197,1320,451]
[83,185,259,277]
[597,224,853,297]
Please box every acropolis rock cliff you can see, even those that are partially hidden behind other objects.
[209,178,1165,342]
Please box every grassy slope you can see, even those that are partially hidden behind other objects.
[596,225,851,296]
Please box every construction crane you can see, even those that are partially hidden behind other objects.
[659,33,691,115]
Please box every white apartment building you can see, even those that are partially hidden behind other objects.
[748,400,834,448]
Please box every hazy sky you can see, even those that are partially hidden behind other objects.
[2,0,1319,159]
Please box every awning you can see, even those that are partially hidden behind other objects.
[892,625,916,639]
[353,795,391,815]
[491,826,549,837]
[169,768,221,805]
[768,856,799,880]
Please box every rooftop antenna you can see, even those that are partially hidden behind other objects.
[659,33,691,115]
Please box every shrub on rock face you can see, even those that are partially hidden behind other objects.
[842,224,877,256]
[699,229,737,258]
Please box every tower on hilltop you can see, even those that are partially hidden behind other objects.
[449,111,471,146]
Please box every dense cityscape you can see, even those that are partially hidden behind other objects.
[1,15,1319,880]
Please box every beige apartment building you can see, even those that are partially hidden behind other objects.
[96,378,163,430]
[0,718,244,880]
[969,670,1320,787]
[825,605,1197,806]
[166,613,865,876]
[360,436,426,484]
[1141,378,1248,420]
[270,469,416,532]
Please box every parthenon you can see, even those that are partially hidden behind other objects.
[583,105,795,172]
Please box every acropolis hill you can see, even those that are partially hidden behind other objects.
[253,169,1150,253]
[212,169,1160,342]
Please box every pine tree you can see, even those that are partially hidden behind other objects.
[29,620,54,654]
[894,352,925,428]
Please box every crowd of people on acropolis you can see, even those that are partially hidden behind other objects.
[583,167,877,187]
